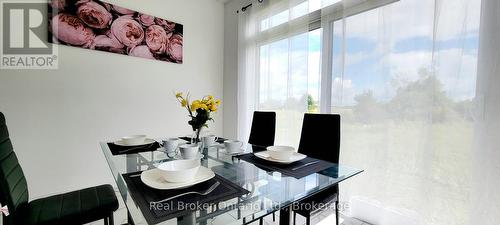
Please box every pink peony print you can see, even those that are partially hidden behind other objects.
[167,34,183,62]
[76,0,112,29]
[138,13,155,27]
[49,0,183,64]
[129,45,154,59]
[110,15,144,47]
[100,2,112,11]
[51,0,67,10]
[155,18,176,32]
[112,5,135,15]
[51,13,95,48]
[93,30,125,53]
[145,25,168,52]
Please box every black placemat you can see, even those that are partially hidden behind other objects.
[179,136,193,143]
[236,153,335,179]
[179,136,227,144]
[123,171,249,224]
[107,142,160,155]
[250,145,267,152]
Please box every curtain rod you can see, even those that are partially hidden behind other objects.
[237,0,264,13]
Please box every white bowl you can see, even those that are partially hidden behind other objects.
[157,159,200,183]
[266,146,295,161]
[121,135,147,145]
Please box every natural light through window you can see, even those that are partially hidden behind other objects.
[244,0,483,224]
[330,0,481,224]
[258,29,322,147]
[260,0,342,31]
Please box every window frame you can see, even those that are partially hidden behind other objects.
[252,0,400,113]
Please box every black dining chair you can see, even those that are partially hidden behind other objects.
[0,112,119,225]
[247,111,277,224]
[294,113,341,225]
[248,111,276,151]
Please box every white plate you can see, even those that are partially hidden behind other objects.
[140,166,215,190]
[220,148,249,156]
[254,151,307,164]
[114,138,155,146]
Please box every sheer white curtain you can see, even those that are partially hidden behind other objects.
[236,0,496,224]
[237,0,312,146]
[236,2,258,143]
[237,0,400,147]
[325,0,482,224]
[471,0,500,223]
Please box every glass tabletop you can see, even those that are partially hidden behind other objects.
[100,139,363,225]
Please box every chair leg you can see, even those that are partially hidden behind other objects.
[305,214,310,225]
[109,213,114,225]
[335,200,339,225]
[293,212,296,225]
[104,216,109,225]
[259,218,263,225]
[273,212,275,221]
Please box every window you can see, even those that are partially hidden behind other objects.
[250,0,481,224]
[259,0,342,31]
[253,0,397,147]
[327,0,480,224]
[257,29,322,147]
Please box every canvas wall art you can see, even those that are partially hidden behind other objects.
[48,0,183,64]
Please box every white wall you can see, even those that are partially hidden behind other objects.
[0,0,224,199]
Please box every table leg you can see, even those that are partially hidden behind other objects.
[126,154,139,225]
[199,207,208,225]
[237,198,241,219]
[177,213,196,225]
[127,210,135,225]
[279,205,292,225]
[126,154,139,172]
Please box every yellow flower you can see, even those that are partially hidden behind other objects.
[199,103,208,110]
[177,94,220,114]
[191,100,200,112]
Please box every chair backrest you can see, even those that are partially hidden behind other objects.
[248,111,276,148]
[0,112,29,223]
[298,113,341,164]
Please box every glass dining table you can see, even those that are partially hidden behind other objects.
[100,139,363,225]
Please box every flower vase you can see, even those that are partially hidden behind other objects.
[191,127,204,152]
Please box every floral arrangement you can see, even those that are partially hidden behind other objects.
[48,0,183,63]
[175,92,221,142]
